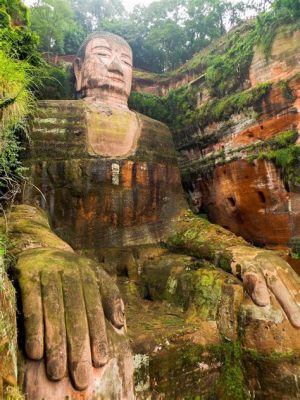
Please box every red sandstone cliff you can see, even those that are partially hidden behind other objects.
[133,25,300,255]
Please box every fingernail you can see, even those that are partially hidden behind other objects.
[72,361,90,391]
[253,287,270,307]
[26,337,43,360]
[290,312,300,328]
[113,300,125,328]
[113,311,125,328]
[47,357,66,381]
[93,342,109,368]
[253,295,270,307]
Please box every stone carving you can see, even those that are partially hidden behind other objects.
[3,205,134,399]
[19,31,300,399]
[165,214,300,328]
[74,32,133,107]
[74,32,140,158]
[0,255,18,399]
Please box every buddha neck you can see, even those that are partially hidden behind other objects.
[80,88,129,109]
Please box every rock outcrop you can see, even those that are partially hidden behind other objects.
[173,27,300,253]
[131,24,300,257]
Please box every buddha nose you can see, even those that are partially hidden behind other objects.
[108,57,123,75]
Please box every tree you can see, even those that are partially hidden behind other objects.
[30,0,79,54]
[0,0,39,62]
[29,0,125,55]
[70,0,124,29]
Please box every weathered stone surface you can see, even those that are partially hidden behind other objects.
[23,101,186,250]
[0,254,19,398]
[197,159,292,246]
[1,205,134,400]
[250,27,300,86]
[76,203,300,398]
[116,247,238,399]
[23,322,134,400]
[163,213,300,398]
[74,32,133,107]
[240,295,300,400]
[19,25,300,398]
[176,68,300,250]
[86,103,140,157]
[131,25,300,253]
[23,92,300,398]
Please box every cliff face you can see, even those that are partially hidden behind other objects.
[181,29,300,250]
[132,21,255,97]
[180,75,300,248]
[132,26,300,252]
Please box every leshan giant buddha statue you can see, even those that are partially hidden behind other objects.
[16,31,300,399]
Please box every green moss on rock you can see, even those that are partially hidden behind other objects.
[165,212,246,270]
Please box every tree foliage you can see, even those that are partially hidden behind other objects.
[0,0,40,202]
[27,0,268,72]
[102,0,249,73]
[29,0,124,55]
[0,0,40,62]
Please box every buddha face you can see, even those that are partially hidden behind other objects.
[74,34,133,106]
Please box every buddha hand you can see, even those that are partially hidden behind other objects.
[14,248,125,391]
[230,245,300,328]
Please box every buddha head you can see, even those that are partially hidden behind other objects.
[74,32,133,107]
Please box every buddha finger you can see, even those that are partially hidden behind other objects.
[18,268,44,360]
[265,271,300,328]
[41,270,67,381]
[243,270,270,307]
[276,268,300,303]
[61,268,92,391]
[80,265,109,368]
[95,267,125,329]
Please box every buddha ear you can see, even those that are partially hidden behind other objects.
[73,57,83,91]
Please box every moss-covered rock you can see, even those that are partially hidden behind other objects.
[165,211,246,270]
[0,238,20,399]
[0,204,73,255]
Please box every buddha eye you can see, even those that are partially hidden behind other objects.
[97,52,110,58]
[122,59,132,67]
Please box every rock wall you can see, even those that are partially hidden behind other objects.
[172,28,300,252]
[130,25,300,253]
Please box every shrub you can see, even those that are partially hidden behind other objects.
[0,50,35,203]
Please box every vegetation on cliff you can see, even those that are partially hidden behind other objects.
[130,81,271,132]
[129,86,198,131]
[129,0,300,200]
[0,51,34,201]
[0,0,42,204]
[256,130,300,185]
